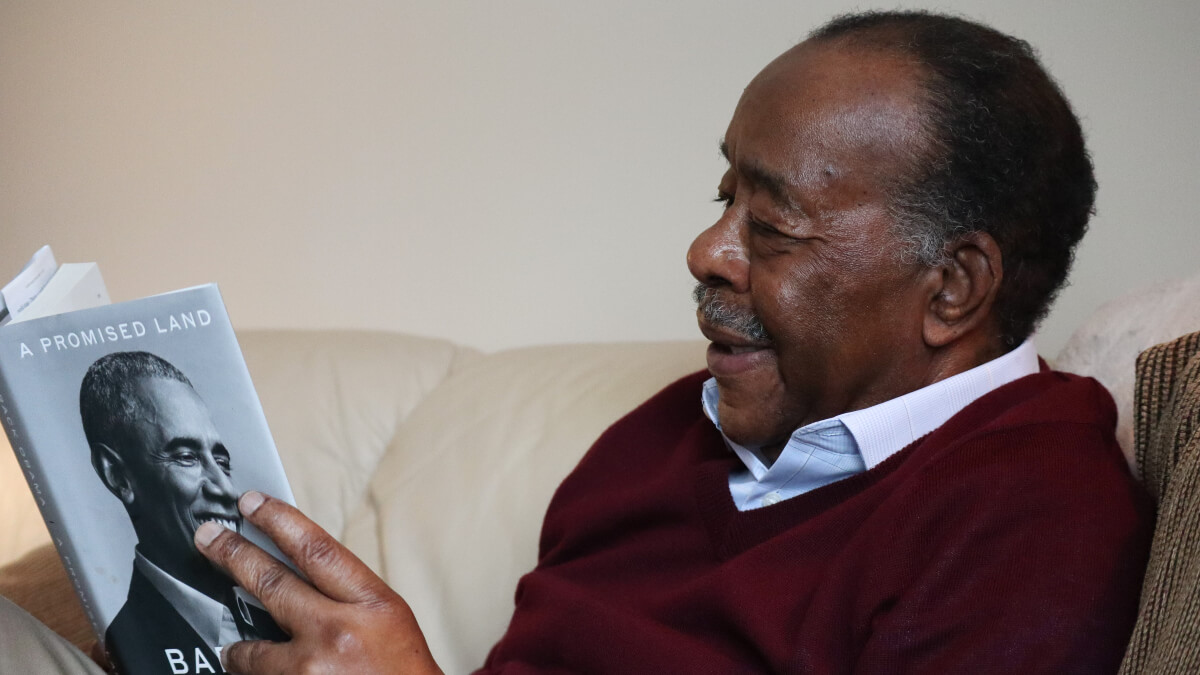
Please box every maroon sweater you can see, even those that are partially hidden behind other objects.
[480,370,1152,673]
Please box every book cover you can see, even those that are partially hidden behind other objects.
[0,284,293,675]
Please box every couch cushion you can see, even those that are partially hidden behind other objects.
[343,340,706,674]
[239,330,476,539]
[1055,273,1200,470]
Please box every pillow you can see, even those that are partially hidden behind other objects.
[1055,273,1200,471]
[1117,331,1200,673]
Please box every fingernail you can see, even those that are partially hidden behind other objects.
[240,490,265,515]
[195,521,222,548]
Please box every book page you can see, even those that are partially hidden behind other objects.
[1,245,58,323]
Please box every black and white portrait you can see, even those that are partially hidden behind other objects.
[80,351,286,674]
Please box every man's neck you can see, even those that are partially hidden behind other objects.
[919,334,1012,390]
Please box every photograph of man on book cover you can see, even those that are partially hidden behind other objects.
[80,351,286,674]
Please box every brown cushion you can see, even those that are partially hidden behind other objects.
[1120,331,1200,674]
[0,543,93,651]
[1133,331,1200,503]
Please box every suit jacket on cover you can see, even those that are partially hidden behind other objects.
[105,567,285,675]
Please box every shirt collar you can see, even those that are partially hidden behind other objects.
[134,549,237,651]
[702,339,1040,472]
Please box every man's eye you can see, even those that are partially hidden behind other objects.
[713,192,733,209]
[749,218,782,237]
[172,451,199,465]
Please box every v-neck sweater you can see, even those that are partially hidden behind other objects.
[480,369,1153,674]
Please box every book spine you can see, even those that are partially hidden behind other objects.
[0,368,104,642]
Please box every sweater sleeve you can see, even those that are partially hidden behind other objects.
[852,424,1152,675]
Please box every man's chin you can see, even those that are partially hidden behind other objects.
[717,407,790,450]
[710,358,798,447]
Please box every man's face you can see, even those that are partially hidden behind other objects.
[120,376,240,573]
[687,43,935,450]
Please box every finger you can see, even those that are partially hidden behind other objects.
[237,491,388,604]
[195,520,318,631]
[221,639,289,675]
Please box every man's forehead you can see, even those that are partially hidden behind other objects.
[723,41,927,185]
[132,375,193,404]
[128,376,210,428]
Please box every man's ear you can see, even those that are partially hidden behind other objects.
[922,231,1003,349]
[91,443,136,507]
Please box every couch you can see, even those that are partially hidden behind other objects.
[0,273,1197,674]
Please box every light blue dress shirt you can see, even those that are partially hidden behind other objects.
[703,339,1040,511]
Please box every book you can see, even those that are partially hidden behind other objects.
[0,244,59,323]
[0,282,295,674]
[0,249,111,563]
[8,262,111,324]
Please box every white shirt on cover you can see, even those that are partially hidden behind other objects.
[703,339,1040,511]
[134,550,242,654]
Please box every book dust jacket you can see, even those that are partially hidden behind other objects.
[0,284,293,674]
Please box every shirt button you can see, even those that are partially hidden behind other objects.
[761,491,783,506]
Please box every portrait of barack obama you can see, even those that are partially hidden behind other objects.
[80,351,286,675]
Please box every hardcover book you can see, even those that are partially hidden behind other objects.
[0,284,294,675]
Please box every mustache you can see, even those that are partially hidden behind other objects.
[692,283,771,343]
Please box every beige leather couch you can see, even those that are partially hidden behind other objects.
[0,273,1196,674]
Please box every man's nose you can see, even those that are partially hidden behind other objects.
[686,211,749,293]
[201,457,237,501]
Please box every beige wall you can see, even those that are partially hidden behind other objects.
[1,1,1196,353]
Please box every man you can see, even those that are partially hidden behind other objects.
[0,10,1145,674]
[189,10,1151,674]
[80,351,285,674]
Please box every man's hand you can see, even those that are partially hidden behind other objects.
[194,491,443,675]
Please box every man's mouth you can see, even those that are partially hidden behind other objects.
[724,345,762,355]
[197,515,239,532]
[699,322,774,376]
[694,283,774,373]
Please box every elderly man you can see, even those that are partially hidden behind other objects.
[0,9,1151,675]
[189,10,1151,674]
